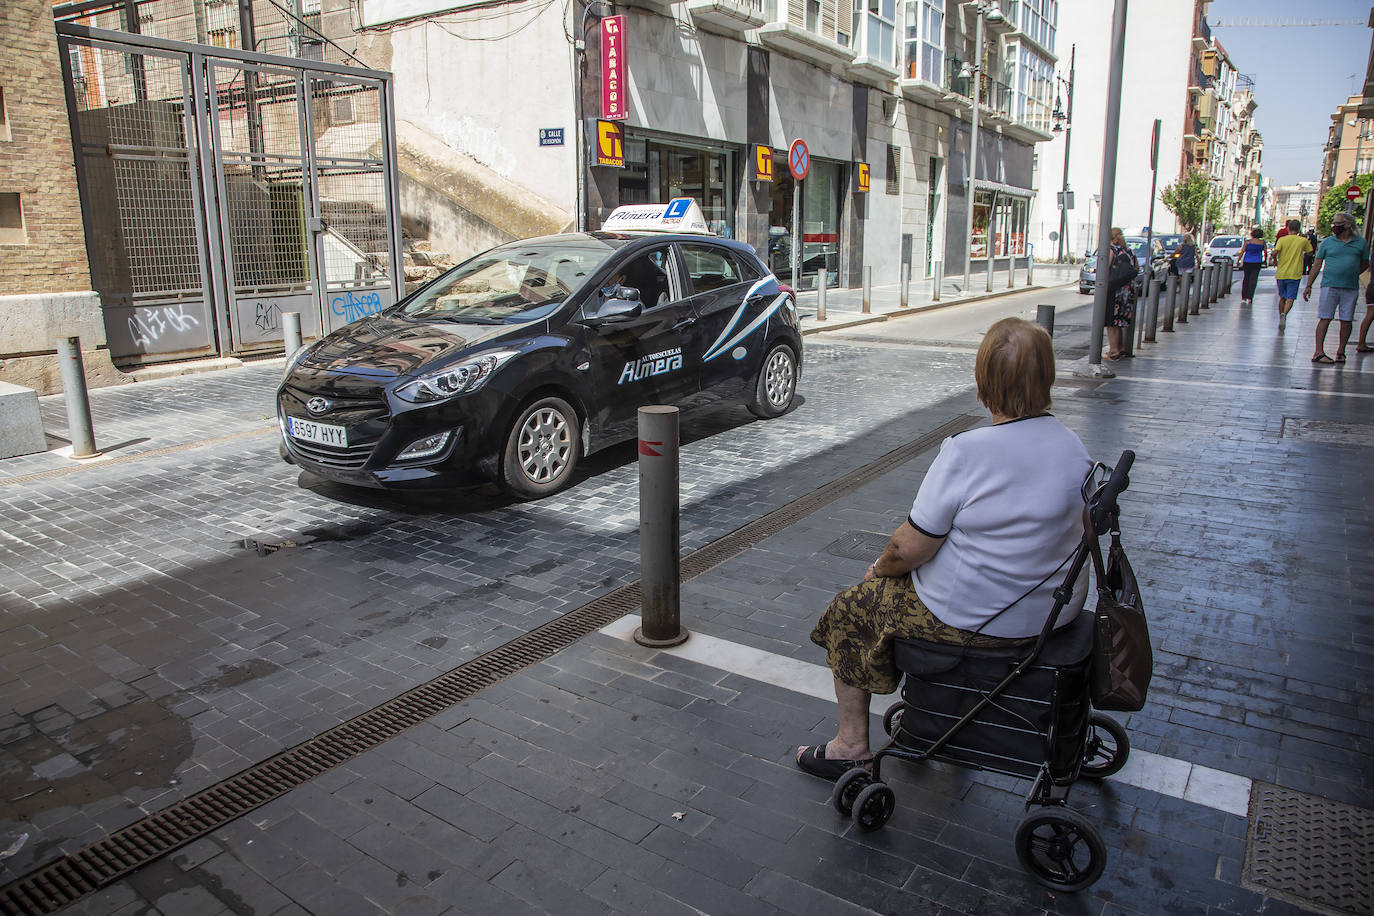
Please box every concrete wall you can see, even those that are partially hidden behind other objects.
[0,0,119,395]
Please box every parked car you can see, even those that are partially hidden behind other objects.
[1078,255,1096,294]
[1204,235,1244,264]
[277,200,803,499]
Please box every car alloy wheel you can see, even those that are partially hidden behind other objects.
[501,396,581,498]
[748,344,797,419]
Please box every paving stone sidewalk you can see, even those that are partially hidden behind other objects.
[2,275,1370,915]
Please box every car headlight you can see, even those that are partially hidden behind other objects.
[282,344,311,381]
[394,350,518,403]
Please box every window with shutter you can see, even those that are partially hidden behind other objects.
[886,145,900,195]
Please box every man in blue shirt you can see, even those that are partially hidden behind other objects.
[1303,213,1371,363]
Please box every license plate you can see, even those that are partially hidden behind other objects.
[287,416,348,448]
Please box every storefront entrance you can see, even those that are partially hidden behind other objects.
[618,136,736,237]
[768,157,842,289]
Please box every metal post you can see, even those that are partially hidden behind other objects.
[1162,271,1177,332]
[1026,248,1034,285]
[1088,0,1129,370]
[56,337,98,459]
[817,268,828,321]
[900,262,910,309]
[1056,45,1075,264]
[791,179,801,293]
[862,266,872,314]
[1190,268,1202,315]
[1177,272,1190,323]
[1008,254,1016,289]
[1036,304,1055,336]
[1144,276,1162,342]
[635,406,687,648]
[932,261,942,301]
[963,9,985,293]
[282,311,302,355]
[1201,265,1213,308]
[1226,260,1234,294]
[986,249,994,292]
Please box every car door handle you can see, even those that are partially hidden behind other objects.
[672,316,697,330]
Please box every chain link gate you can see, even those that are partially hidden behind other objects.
[56,22,403,364]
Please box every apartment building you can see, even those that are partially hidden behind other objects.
[1318,94,1373,205]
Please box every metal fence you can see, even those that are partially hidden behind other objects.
[56,21,401,362]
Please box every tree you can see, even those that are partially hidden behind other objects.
[1262,220,1277,243]
[1161,168,1224,236]
[1316,174,1372,235]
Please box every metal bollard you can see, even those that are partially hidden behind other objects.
[1177,272,1190,323]
[1190,268,1202,315]
[282,311,302,356]
[986,254,994,292]
[1144,276,1162,342]
[56,336,99,459]
[1162,272,1177,332]
[1036,304,1055,337]
[1008,256,1016,289]
[1226,261,1235,294]
[1211,265,1221,304]
[1026,257,1034,286]
[900,262,910,309]
[634,406,688,648]
[816,268,828,321]
[932,261,943,301]
[862,266,872,314]
[1205,265,1216,306]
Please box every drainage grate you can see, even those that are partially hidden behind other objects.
[0,413,978,915]
[823,531,892,561]
[1243,783,1374,916]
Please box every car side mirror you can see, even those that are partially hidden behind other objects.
[588,287,643,323]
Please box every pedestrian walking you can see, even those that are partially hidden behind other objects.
[1105,227,1137,360]
[1303,228,1319,277]
[1303,213,1370,363]
[1272,219,1312,332]
[1239,228,1267,305]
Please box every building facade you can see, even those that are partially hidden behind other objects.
[1318,95,1372,205]
[1273,181,1320,229]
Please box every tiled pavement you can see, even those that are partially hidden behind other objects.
[1,271,1371,914]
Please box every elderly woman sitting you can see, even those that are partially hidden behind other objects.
[797,317,1092,780]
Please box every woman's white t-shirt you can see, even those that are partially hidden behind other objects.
[908,415,1092,638]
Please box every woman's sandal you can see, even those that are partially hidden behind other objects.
[1312,354,1335,364]
[795,745,872,782]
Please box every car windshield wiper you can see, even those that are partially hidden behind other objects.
[407,313,505,325]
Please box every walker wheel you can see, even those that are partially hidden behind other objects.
[851,782,896,833]
[831,767,872,817]
[1014,806,1107,892]
[882,702,904,737]
[1080,713,1130,779]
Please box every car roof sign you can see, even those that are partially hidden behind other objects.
[601,198,712,234]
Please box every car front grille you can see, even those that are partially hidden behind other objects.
[283,436,375,470]
[279,383,390,472]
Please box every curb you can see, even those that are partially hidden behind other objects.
[800,281,1069,336]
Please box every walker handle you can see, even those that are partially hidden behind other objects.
[1091,450,1134,532]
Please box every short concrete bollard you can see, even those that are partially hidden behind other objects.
[634,406,688,648]
[985,254,994,292]
[862,266,872,314]
[1162,272,1177,332]
[1144,276,1162,342]
[56,336,99,459]
[282,311,302,355]
[1036,304,1056,337]
[932,262,943,302]
[816,269,828,321]
[1026,257,1034,286]
[1008,256,1016,289]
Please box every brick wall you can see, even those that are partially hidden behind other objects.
[0,0,93,295]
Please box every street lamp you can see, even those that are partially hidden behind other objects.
[961,2,1006,293]
[1052,44,1075,263]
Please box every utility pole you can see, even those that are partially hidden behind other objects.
[962,10,986,293]
[1085,0,1128,375]
[1055,45,1076,263]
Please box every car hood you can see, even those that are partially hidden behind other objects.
[301,314,524,380]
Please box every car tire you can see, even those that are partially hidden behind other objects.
[747,343,798,419]
[500,396,581,499]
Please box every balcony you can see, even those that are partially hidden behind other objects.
[685,0,766,37]
[846,12,900,87]
[900,48,947,106]
[755,21,857,70]
[619,0,681,11]
[1192,15,1211,50]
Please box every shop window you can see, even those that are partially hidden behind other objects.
[886,145,900,195]
[0,87,9,141]
[0,193,27,245]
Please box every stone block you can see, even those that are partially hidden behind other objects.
[0,291,107,354]
[0,381,48,458]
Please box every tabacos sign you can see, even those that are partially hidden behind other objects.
[602,16,627,120]
[593,119,624,168]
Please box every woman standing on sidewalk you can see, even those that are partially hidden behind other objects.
[1105,228,1137,360]
[1239,228,1267,305]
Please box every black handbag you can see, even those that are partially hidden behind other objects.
[1107,249,1138,295]
[1085,510,1152,711]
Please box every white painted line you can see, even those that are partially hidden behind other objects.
[600,616,1254,816]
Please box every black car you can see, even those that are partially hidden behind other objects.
[277,203,803,498]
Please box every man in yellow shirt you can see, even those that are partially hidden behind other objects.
[1272,218,1312,332]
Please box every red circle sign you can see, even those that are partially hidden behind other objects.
[788,140,810,181]
[1347,185,1364,201]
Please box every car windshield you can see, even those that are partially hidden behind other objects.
[399,238,623,322]
[1155,236,1184,253]
[1126,239,1148,257]
[1084,256,1097,269]
[1211,237,1242,248]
